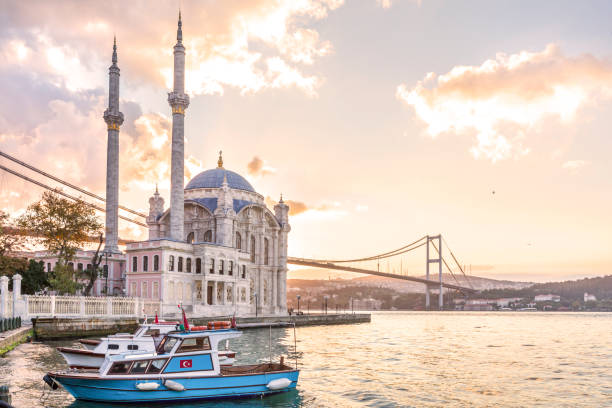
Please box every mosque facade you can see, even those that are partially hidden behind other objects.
[35,13,290,316]
[123,14,290,316]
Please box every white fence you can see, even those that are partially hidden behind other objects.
[0,274,161,320]
[23,295,162,318]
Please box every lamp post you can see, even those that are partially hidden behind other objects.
[324,295,329,315]
[104,251,109,295]
[253,292,258,318]
[296,295,301,314]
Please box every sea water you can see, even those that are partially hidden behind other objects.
[0,312,610,407]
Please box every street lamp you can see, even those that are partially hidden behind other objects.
[324,295,329,315]
[296,295,301,314]
[104,251,109,295]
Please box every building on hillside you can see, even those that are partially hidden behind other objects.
[534,294,560,302]
[31,13,291,316]
[584,293,597,302]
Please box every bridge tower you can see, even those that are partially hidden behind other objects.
[425,235,443,310]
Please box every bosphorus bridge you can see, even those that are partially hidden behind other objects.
[1,150,476,309]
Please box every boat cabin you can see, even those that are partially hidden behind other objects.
[99,329,242,378]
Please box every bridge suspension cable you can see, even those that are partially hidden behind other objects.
[298,235,428,264]
[442,236,474,290]
[0,163,147,228]
[0,150,146,219]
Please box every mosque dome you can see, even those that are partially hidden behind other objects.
[185,168,255,192]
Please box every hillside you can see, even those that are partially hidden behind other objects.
[287,273,532,294]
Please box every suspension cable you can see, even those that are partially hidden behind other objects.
[430,240,465,294]
[0,163,147,228]
[442,236,474,290]
[0,150,147,218]
[298,235,427,264]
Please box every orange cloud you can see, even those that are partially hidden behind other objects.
[247,156,276,177]
[397,44,612,161]
[1,0,341,97]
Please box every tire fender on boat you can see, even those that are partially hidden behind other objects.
[164,379,185,391]
[266,378,292,390]
[135,382,160,391]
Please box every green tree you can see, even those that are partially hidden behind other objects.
[17,191,102,294]
[49,263,80,294]
[21,260,48,295]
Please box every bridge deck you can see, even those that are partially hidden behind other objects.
[287,257,476,293]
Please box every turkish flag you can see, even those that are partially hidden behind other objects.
[179,360,192,368]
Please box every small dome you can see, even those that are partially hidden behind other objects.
[185,168,255,193]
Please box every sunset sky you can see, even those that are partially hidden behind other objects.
[1,0,611,282]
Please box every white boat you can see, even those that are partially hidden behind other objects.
[45,327,299,403]
[57,322,236,369]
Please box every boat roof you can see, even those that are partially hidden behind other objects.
[167,329,241,338]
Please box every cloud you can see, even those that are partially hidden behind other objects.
[0,0,342,97]
[562,160,590,172]
[247,156,277,177]
[265,196,338,216]
[396,44,612,162]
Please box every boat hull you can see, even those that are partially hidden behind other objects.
[48,370,299,403]
[57,348,104,369]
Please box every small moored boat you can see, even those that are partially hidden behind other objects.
[44,327,299,403]
[58,321,237,369]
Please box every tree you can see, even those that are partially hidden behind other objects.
[17,191,103,293]
[83,234,104,296]
[21,260,48,295]
[49,263,80,294]
[0,210,24,258]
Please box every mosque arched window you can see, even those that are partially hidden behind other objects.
[132,257,138,272]
[236,232,242,249]
[195,258,201,274]
[203,230,212,242]
[178,257,184,272]
[250,236,256,263]
[186,258,192,273]
[264,238,269,266]
[169,255,175,271]
[153,255,159,271]
[186,232,195,244]
[143,256,148,272]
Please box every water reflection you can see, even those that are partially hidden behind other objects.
[0,313,610,408]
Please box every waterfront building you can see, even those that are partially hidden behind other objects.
[534,294,560,302]
[584,293,597,302]
[31,13,291,316]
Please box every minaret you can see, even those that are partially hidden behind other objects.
[103,37,124,252]
[274,195,291,314]
[147,184,165,240]
[168,11,190,241]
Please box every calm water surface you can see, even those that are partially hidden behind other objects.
[0,312,610,407]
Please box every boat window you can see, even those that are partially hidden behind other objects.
[176,337,211,353]
[108,344,119,350]
[127,344,139,350]
[130,360,149,374]
[156,337,179,354]
[147,358,168,374]
[144,329,160,336]
[108,361,132,374]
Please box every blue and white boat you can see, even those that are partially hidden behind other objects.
[44,327,299,403]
